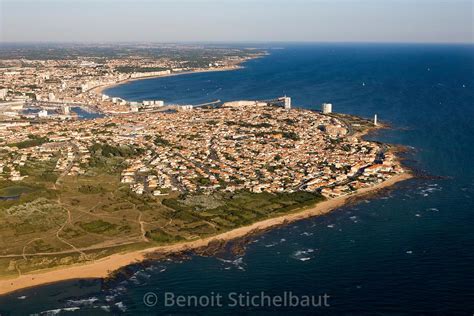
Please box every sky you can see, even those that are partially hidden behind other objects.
[0,0,472,43]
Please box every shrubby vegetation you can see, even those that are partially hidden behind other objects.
[154,135,171,147]
[163,190,325,229]
[78,184,105,194]
[7,135,49,149]
[145,228,184,244]
[89,143,144,158]
[88,142,145,172]
[79,219,129,236]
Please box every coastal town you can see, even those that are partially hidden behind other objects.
[0,0,467,313]
[0,44,405,201]
[0,44,408,288]
[0,102,404,199]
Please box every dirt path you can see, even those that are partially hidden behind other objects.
[138,212,149,242]
[22,238,43,261]
[55,209,88,259]
[0,172,412,296]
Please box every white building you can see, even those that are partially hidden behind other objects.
[38,110,48,118]
[0,100,24,111]
[177,105,193,111]
[282,96,291,109]
[130,70,171,79]
[2,111,19,117]
[322,103,332,114]
[0,89,7,100]
[63,105,70,115]
[222,100,267,108]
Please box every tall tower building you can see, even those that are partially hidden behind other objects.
[63,105,70,115]
[283,96,291,109]
[322,103,332,114]
[374,114,378,126]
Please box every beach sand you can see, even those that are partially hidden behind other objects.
[0,172,412,296]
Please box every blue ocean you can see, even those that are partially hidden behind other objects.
[1,44,473,315]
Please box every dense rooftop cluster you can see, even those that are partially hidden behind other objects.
[0,105,404,199]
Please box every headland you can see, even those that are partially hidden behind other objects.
[0,45,413,296]
[0,102,412,295]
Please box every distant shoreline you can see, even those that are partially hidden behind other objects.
[0,171,412,296]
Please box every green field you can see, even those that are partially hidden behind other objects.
[0,153,325,278]
[0,185,33,197]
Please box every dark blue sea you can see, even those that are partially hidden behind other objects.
[1,44,473,315]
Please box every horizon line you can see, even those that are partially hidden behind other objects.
[1,40,473,46]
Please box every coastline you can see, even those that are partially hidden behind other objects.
[91,65,243,96]
[0,171,412,296]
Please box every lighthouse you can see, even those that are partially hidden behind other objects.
[374,114,378,126]
[283,96,291,109]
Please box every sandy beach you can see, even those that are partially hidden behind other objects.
[0,172,412,296]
